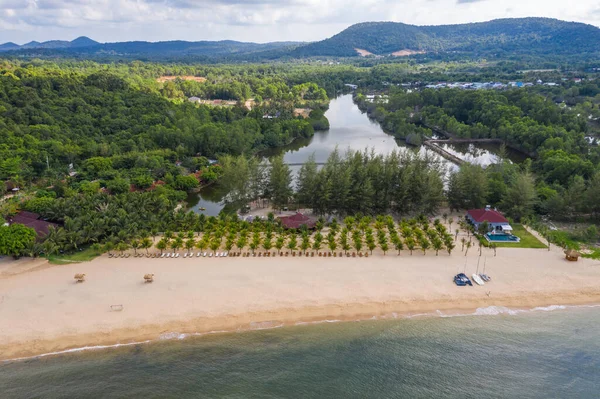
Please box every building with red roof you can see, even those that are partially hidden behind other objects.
[8,211,58,238]
[466,206,513,233]
[279,212,317,230]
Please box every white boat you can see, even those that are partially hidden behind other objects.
[472,273,485,286]
[480,257,491,282]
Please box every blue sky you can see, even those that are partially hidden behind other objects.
[1,0,599,44]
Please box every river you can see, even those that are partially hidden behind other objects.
[187,95,522,216]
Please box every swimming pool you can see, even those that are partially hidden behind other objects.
[485,233,520,242]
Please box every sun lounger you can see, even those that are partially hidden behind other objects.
[161,253,165,258]
[175,253,180,258]
[203,252,207,257]
[224,252,228,257]
[197,252,201,257]
[209,253,213,257]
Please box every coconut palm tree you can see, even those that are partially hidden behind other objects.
[210,240,220,254]
[275,236,285,254]
[156,239,167,254]
[140,237,152,254]
[328,240,337,253]
[380,242,389,255]
[405,238,416,255]
[461,237,466,251]
[185,238,196,254]
[262,238,273,252]
[432,238,443,256]
[419,237,430,255]
[446,241,455,255]
[465,241,472,256]
[171,236,184,253]
[287,234,298,252]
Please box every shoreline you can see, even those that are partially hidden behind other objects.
[2,246,600,362]
[3,290,600,362]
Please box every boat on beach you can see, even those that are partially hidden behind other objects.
[480,257,491,282]
[454,273,473,286]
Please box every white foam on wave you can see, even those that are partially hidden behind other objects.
[4,340,153,363]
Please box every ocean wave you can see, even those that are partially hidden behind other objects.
[5,303,599,363]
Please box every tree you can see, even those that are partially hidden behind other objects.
[461,237,466,251]
[116,241,129,255]
[131,239,140,255]
[210,239,220,254]
[269,155,292,210]
[296,154,318,209]
[465,241,472,256]
[141,237,152,254]
[275,236,285,254]
[0,224,36,258]
[380,242,389,255]
[328,239,337,253]
[287,234,298,252]
[185,238,196,253]
[420,237,430,255]
[501,172,538,221]
[447,164,488,211]
[432,238,443,256]
[172,236,184,252]
[405,237,416,255]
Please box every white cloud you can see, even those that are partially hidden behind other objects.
[0,0,599,44]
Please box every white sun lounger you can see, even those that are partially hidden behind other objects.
[183,253,188,258]
[161,253,165,258]
[209,253,213,257]
[166,253,171,258]
[197,252,201,257]
[175,253,180,258]
[224,252,229,257]
[203,252,207,257]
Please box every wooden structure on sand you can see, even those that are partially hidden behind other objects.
[565,249,580,262]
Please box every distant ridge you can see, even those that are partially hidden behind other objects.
[291,17,600,57]
[1,18,599,60]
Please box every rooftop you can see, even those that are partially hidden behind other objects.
[467,208,509,224]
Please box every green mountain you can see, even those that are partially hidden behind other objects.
[291,18,600,57]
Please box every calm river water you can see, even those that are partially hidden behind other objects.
[187,95,519,216]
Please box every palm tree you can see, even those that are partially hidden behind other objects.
[328,239,337,253]
[380,242,389,255]
[405,238,416,255]
[393,237,404,255]
[141,237,152,254]
[312,237,323,252]
[156,239,167,254]
[419,237,430,255]
[171,236,183,251]
[131,239,140,255]
[210,240,220,254]
[461,237,466,251]
[343,216,355,230]
[367,241,376,254]
[117,241,129,255]
[301,237,311,254]
[465,241,472,256]
[446,241,456,255]
[262,238,273,252]
[185,238,196,254]
[275,236,285,254]
[432,238,443,256]
[353,235,363,253]
[455,228,460,241]
[196,238,209,253]
[287,234,298,252]
[491,243,497,257]
[448,217,454,232]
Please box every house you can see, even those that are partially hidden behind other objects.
[8,211,58,238]
[279,212,317,230]
[466,206,513,233]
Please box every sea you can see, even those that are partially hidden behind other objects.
[2,305,599,398]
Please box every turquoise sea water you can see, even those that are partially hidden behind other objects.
[2,306,599,398]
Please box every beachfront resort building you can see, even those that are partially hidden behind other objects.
[466,206,513,233]
[279,212,317,230]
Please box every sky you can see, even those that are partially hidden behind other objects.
[1,0,600,44]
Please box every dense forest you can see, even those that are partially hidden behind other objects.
[1,58,599,258]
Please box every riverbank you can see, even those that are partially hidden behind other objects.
[1,245,600,362]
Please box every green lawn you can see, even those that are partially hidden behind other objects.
[47,247,103,265]
[491,224,547,249]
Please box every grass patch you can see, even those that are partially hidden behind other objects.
[47,247,103,265]
[582,249,600,260]
[490,224,547,249]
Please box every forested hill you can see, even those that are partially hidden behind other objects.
[0,37,302,58]
[291,18,600,57]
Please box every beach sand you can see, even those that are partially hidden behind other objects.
[1,246,600,361]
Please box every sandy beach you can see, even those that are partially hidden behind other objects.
[1,245,600,361]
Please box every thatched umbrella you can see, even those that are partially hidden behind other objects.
[74,273,86,283]
[144,274,155,283]
[564,249,580,262]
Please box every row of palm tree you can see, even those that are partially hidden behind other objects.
[104,215,461,257]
